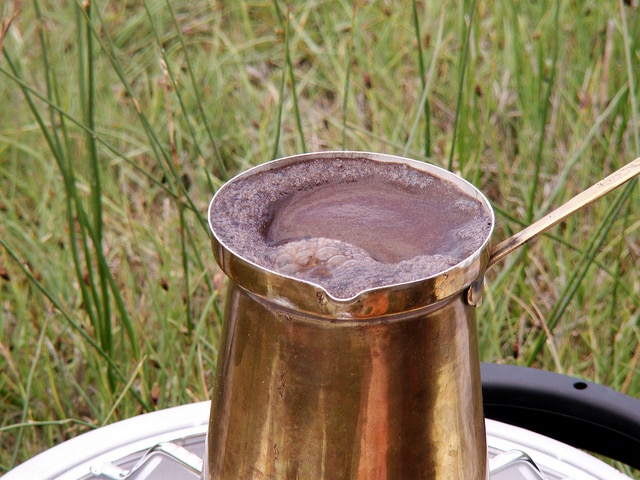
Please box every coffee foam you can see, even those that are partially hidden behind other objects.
[209,156,492,298]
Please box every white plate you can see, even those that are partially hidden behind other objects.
[3,402,631,480]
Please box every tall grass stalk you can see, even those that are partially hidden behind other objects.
[273,0,307,154]
[341,1,358,149]
[619,0,640,153]
[447,0,478,171]
[80,1,119,388]
[525,182,637,365]
[163,0,227,183]
[84,4,208,232]
[271,1,290,159]
[411,0,431,157]
[608,0,640,390]
[403,7,445,159]
[0,238,151,410]
[512,0,561,345]
[5,2,140,382]
[526,0,560,224]
[9,315,48,468]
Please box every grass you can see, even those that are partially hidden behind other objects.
[0,0,639,476]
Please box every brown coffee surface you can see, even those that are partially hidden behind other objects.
[209,156,492,298]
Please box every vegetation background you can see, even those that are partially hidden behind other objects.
[1,0,639,476]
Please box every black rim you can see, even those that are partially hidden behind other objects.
[481,362,640,472]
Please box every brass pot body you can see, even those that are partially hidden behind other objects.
[205,152,493,479]
[205,283,487,479]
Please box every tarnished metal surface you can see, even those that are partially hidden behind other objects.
[205,283,487,479]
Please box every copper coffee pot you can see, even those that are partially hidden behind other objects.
[204,152,640,480]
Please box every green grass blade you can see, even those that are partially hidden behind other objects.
[340,1,357,149]
[271,0,290,159]
[0,238,151,411]
[411,0,431,157]
[9,316,48,469]
[447,0,478,172]
[273,0,306,153]
[526,182,636,365]
[163,0,228,181]
[403,7,445,159]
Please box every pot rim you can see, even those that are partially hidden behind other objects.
[208,151,495,319]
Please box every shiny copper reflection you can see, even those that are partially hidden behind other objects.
[205,283,487,479]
